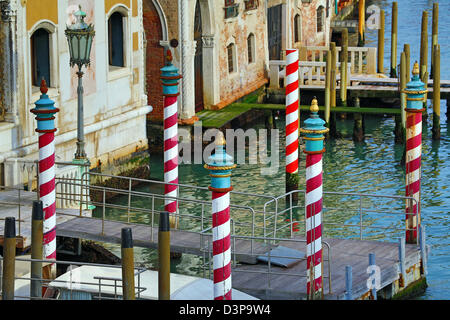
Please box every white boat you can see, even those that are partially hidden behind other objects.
[39,265,258,300]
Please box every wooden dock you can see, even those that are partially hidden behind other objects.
[54,215,424,300]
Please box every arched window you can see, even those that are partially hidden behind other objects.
[294,14,301,43]
[108,11,125,67]
[247,33,255,64]
[227,43,236,73]
[317,6,325,33]
[31,28,51,87]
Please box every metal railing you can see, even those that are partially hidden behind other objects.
[1,256,146,300]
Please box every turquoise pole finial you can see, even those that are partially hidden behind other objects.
[30,79,59,133]
[300,98,329,152]
[403,61,427,111]
[204,132,236,192]
[160,49,182,96]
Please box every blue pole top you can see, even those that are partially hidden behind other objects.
[300,98,329,153]
[204,131,236,192]
[403,61,427,111]
[30,79,59,133]
[160,49,182,96]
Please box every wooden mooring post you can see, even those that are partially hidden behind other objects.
[395,51,407,145]
[329,42,338,138]
[390,2,398,78]
[430,3,438,79]
[358,0,365,46]
[353,97,364,142]
[432,44,440,140]
[325,50,331,126]
[121,227,135,300]
[377,9,385,74]
[158,211,171,300]
[404,44,411,83]
[340,28,348,107]
[2,217,16,300]
[420,11,428,81]
[31,201,44,300]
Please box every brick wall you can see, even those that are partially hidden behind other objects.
[143,0,164,121]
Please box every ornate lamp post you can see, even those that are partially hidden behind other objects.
[65,5,95,161]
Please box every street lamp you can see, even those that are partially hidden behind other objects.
[65,5,95,160]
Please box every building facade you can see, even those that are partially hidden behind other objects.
[0,0,149,184]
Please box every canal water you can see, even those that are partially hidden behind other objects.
[94,0,449,299]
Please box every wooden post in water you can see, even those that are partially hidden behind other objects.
[390,2,398,78]
[158,211,171,300]
[430,3,438,79]
[419,11,428,81]
[340,28,348,107]
[377,10,385,74]
[31,201,44,300]
[329,42,338,138]
[399,52,407,162]
[432,44,440,140]
[2,217,16,300]
[404,44,411,83]
[353,97,364,142]
[325,50,331,126]
[121,228,135,300]
[358,0,365,46]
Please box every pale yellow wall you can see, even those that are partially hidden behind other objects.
[105,0,131,14]
[26,0,58,30]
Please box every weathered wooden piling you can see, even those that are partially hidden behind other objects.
[358,0,365,46]
[300,98,329,300]
[284,49,300,197]
[377,10,385,74]
[2,217,16,300]
[432,44,440,140]
[205,131,236,300]
[400,52,407,138]
[325,50,331,126]
[390,2,398,78]
[430,3,438,79]
[403,62,426,244]
[340,28,348,106]
[404,44,411,83]
[158,211,171,300]
[121,227,135,300]
[329,42,338,138]
[31,201,44,300]
[419,11,428,81]
[353,97,364,142]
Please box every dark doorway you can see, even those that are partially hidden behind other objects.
[194,0,204,113]
[268,5,282,60]
[31,28,51,87]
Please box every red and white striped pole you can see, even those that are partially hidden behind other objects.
[285,49,300,195]
[161,50,182,227]
[205,132,236,300]
[403,62,426,244]
[300,98,329,300]
[31,80,59,277]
